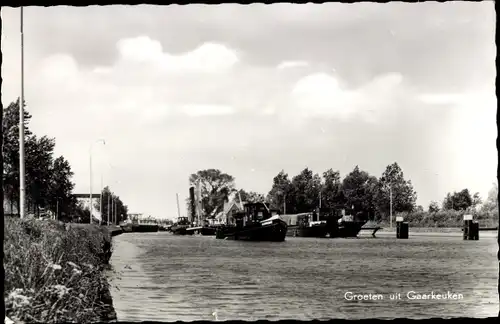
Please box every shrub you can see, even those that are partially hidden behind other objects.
[390,209,498,227]
[4,217,117,323]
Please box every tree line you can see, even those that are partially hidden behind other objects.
[2,99,128,224]
[187,164,497,222]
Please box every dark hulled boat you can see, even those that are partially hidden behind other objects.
[282,207,368,238]
[324,207,368,238]
[132,223,159,232]
[215,202,287,242]
[171,216,193,235]
[186,224,218,236]
[284,212,329,238]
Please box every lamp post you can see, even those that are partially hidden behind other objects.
[19,7,26,219]
[89,139,105,224]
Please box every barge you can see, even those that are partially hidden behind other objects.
[215,202,287,242]
[171,216,193,235]
[281,207,368,238]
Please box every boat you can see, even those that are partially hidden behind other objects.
[281,207,368,238]
[283,212,329,237]
[186,221,218,236]
[132,222,159,233]
[171,216,193,235]
[324,207,368,238]
[215,202,288,241]
[120,220,134,233]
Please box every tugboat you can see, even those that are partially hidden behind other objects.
[215,202,288,241]
[171,216,193,235]
[324,206,368,238]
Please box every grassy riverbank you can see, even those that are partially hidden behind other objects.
[4,217,117,323]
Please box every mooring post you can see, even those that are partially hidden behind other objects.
[396,216,408,239]
[463,214,478,240]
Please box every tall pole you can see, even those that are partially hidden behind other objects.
[319,191,322,209]
[390,186,393,229]
[89,150,93,224]
[56,199,59,221]
[176,193,181,218]
[19,7,26,219]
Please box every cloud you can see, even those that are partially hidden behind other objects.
[276,60,309,70]
[287,71,406,123]
[116,36,239,73]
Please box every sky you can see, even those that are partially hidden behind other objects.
[1,3,497,220]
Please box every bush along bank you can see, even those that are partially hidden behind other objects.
[4,217,117,323]
[376,209,499,228]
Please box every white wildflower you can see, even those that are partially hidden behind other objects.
[72,268,82,275]
[49,263,62,271]
[67,261,80,269]
[7,289,32,308]
[51,285,70,299]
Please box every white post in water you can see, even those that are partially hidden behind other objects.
[19,7,26,219]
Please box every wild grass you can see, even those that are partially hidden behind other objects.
[4,217,117,323]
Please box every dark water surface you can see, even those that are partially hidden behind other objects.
[108,232,498,321]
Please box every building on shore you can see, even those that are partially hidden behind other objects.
[214,199,246,225]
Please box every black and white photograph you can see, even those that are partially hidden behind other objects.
[1,2,498,323]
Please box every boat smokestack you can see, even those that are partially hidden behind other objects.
[189,186,196,223]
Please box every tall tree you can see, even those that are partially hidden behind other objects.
[289,167,322,213]
[320,169,344,209]
[472,192,482,208]
[428,201,440,213]
[188,169,235,218]
[443,189,473,211]
[481,182,499,214]
[96,187,129,224]
[2,99,32,215]
[235,189,266,204]
[25,135,56,215]
[267,170,292,213]
[341,166,378,219]
[47,156,76,220]
[376,162,417,218]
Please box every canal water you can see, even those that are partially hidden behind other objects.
[108,232,498,321]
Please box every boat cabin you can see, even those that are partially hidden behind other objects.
[233,202,279,228]
[317,206,369,222]
[176,216,191,226]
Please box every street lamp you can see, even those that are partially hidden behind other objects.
[89,139,105,224]
[19,7,26,219]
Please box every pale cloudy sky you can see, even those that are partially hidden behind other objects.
[1,3,497,219]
